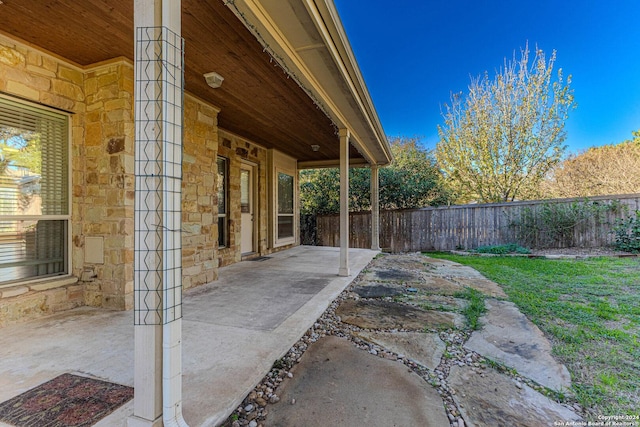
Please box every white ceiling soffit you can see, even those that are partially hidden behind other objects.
[225,0,393,166]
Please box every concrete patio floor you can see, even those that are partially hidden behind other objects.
[0,246,378,427]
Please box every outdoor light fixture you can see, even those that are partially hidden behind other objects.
[204,72,224,89]
[311,145,320,152]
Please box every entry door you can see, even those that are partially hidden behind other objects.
[240,164,255,254]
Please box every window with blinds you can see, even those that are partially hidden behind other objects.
[0,95,70,286]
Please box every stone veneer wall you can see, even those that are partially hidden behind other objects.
[80,61,135,310]
[0,35,87,325]
[182,96,220,290]
[0,34,229,326]
[217,130,268,267]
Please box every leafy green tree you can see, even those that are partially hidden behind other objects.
[0,127,41,175]
[300,136,450,215]
[436,44,576,203]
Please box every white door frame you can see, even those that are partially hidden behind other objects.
[240,161,257,255]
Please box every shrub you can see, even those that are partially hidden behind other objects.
[511,199,621,248]
[612,210,640,253]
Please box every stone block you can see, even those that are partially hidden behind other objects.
[59,66,84,86]
[183,153,196,164]
[41,57,58,72]
[197,195,211,206]
[25,50,41,66]
[98,72,118,87]
[46,288,68,305]
[26,64,56,78]
[40,92,75,111]
[95,85,119,101]
[123,154,134,173]
[6,80,39,100]
[105,98,130,111]
[107,137,125,154]
[52,79,84,101]
[85,206,105,222]
[0,45,25,66]
[85,77,98,95]
[183,265,202,277]
[201,213,213,226]
[103,294,126,310]
[106,109,130,122]
[0,286,29,299]
[29,277,78,291]
[197,111,215,125]
[85,122,103,146]
[86,101,104,112]
[67,285,85,301]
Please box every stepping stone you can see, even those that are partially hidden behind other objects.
[429,264,487,280]
[413,276,463,295]
[352,283,405,298]
[370,253,431,271]
[355,331,445,370]
[449,277,508,298]
[465,299,572,391]
[268,336,450,427]
[406,294,468,312]
[448,365,582,427]
[422,256,461,267]
[362,268,423,284]
[336,299,464,331]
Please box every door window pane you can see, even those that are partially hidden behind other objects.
[240,169,250,213]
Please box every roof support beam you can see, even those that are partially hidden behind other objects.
[297,157,369,170]
[339,128,351,277]
[370,164,381,251]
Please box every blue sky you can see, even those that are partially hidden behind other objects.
[334,0,640,154]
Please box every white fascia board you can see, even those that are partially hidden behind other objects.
[226,0,392,166]
[305,0,391,164]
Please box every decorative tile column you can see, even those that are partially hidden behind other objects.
[130,0,185,426]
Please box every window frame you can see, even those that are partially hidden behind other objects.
[275,169,296,244]
[274,167,296,247]
[216,156,228,248]
[0,94,72,288]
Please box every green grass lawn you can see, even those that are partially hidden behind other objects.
[427,253,640,419]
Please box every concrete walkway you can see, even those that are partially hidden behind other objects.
[0,246,378,427]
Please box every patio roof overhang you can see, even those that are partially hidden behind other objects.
[0,0,391,167]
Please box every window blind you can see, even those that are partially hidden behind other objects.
[0,96,69,285]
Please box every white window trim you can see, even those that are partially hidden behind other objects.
[216,156,228,249]
[0,94,72,288]
[273,166,297,247]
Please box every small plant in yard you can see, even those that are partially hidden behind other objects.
[454,287,486,330]
[429,253,640,420]
[473,243,531,254]
[612,210,640,253]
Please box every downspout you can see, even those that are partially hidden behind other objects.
[161,0,189,423]
[163,321,189,427]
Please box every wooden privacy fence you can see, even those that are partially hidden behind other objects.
[311,194,640,252]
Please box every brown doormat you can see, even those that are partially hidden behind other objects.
[0,373,133,427]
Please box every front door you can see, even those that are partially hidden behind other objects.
[240,164,255,254]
